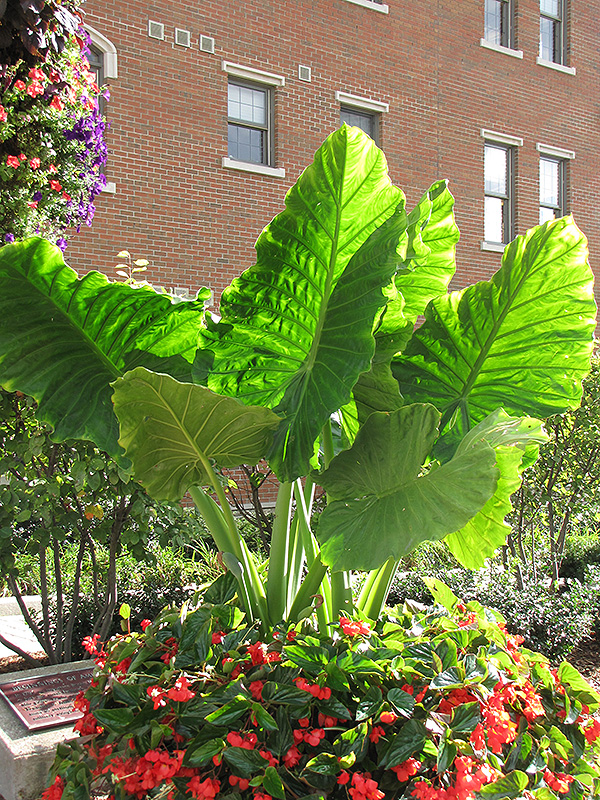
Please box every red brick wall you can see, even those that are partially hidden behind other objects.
[69,0,600,307]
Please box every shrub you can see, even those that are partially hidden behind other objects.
[388,567,597,661]
[44,580,600,800]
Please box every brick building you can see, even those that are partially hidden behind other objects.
[70,0,600,310]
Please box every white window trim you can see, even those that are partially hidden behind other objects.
[480,128,523,147]
[222,61,285,86]
[86,25,118,78]
[481,241,505,253]
[536,143,575,160]
[222,157,285,178]
[341,0,389,12]
[479,38,523,59]
[335,91,389,114]
[536,56,576,75]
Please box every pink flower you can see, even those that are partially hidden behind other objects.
[19,153,26,161]
[0,105,6,122]
[29,157,41,169]
[28,68,45,81]
[48,164,58,173]
[50,96,65,112]
[6,156,20,168]
[26,81,44,97]
[49,180,62,192]
[13,80,25,91]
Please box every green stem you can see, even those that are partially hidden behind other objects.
[293,479,332,616]
[188,486,237,554]
[359,558,398,620]
[266,481,294,623]
[322,421,335,469]
[288,556,328,621]
[331,571,353,620]
[286,515,305,611]
[356,568,380,611]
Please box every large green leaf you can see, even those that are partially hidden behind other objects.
[315,404,499,571]
[392,217,596,456]
[346,181,459,432]
[0,238,209,457]
[196,126,405,481]
[444,410,548,567]
[112,367,280,500]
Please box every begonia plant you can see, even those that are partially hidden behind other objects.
[0,0,108,248]
[42,578,600,799]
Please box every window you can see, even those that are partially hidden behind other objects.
[539,157,565,223]
[484,143,514,245]
[221,61,285,178]
[340,106,378,144]
[540,0,565,64]
[484,0,514,48]
[227,80,272,166]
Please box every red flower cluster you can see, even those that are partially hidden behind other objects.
[339,616,372,637]
[348,771,384,800]
[146,677,195,709]
[294,675,331,699]
[392,757,421,782]
[544,769,574,794]
[40,775,64,800]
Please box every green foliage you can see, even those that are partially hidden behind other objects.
[45,590,600,799]
[0,126,595,634]
[388,565,598,660]
[0,387,198,661]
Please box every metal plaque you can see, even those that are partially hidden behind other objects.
[0,666,94,731]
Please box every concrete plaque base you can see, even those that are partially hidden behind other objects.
[0,660,93,800]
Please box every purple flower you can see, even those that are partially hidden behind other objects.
[32,191,42,202]
[55,237,68,251]
[4,233,14,243]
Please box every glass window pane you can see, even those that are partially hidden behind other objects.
[228,83,266,125]
[228,123,264,164]
[540,17,556,60]
[484,146,507,195]
[485,196,505,243]
[540,0,559,17]
[484,0,502,45]
[540,158,559,206]
[340,108,374,139]
[539,206,556,224]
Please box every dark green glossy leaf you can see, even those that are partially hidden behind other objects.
[437,733,456,774]
[197,126,405,481]
[183,737,225,768]
[92,707,134,733]
[0,238,208,457]
[112,368,280,500]
[223,747,269,778]
[450,702,480,733]
[316,404,498,571]
[205,696,252,726]
[263,766,286,799]
[333,722,369,758]
[477,770,529,799]
[379,719,428,769]
[355,686,383,721]
[305,753,340,775]
[393,217,596,456]
[387,688,415,718]
[251,703,278,731]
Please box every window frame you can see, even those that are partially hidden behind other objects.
[484,0,515,50]
[539,0,566,65]
[481,129,522,251]
[335,91,388,147]
[539,155,566,223]
[227,78,274,169]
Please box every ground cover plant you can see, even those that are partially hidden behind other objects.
[43,580,600,800]
[0,125,597,798]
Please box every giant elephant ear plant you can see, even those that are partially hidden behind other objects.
[0,125,595,634]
